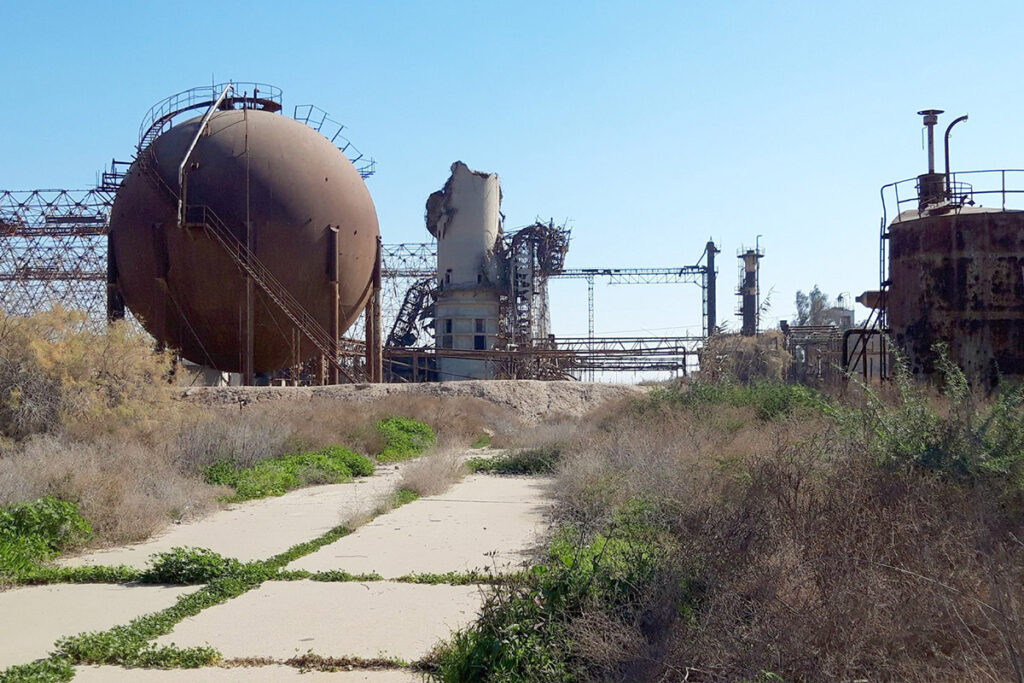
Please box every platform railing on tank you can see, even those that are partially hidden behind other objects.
[137,82,284,152]
[292,105,376,179]
[880,169,1024,226]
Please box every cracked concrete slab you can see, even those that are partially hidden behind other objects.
[74,665,419,681]
[155,581,479,661]
[288,475,551,577]
[0,584,194,669]
[61,468,405,568]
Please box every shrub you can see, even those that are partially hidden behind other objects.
[0,435,220,544]
[467,446,561,475]
[174,413,294,473]
[203,445,372,502]
[376,417,435,462]
[0,308,175,440]
[857,346,1024,496]
[397,450,464,497]
[496,368,1024,681]
[0,496,91,575]
[635,378,824,422]
[140,547,245,584]
[428,502,671,682]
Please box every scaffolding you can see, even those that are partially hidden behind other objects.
[0,189,112,320]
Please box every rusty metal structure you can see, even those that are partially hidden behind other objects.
[736,241,764,337]
[849,110,1024,386]
[0,189,112,319]
[376,233,714,381]
[1,84,715,384]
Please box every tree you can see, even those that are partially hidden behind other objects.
[794,285,831,326]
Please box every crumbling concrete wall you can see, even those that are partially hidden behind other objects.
[427,162,505,381]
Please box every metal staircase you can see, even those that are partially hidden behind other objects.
[844,215,890,382]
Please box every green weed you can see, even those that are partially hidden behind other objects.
[467,447,560,475]
[470,434,491,449]
[376,417,435,462]
[386,488,420,510]
[855,346,1024,495]
[12,564,142,585]
[45,522,356,672]
[428,501,672,682]
[203,445,372,502]
[0,497,91,577]
[396,571,515,586]
[140,547,246,585]
[274,569,384,582]
[0,656,74,682]
[636,379,825,421]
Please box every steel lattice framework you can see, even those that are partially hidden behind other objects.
[0,189,113,319]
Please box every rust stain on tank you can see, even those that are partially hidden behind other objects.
[888,210,1024,384]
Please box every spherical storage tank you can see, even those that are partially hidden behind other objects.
[110,88,379,373]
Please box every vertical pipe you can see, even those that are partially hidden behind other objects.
[586,275,595,382]
[364,296,374,382]
[106,232,125,322]
[926,123,935,173]
[242,105,254,386]
[244,220,254,386]
[371,236,383,382]
[329,226,340,385]
[917,109,943,175]
[943,114,968,198]
[705,241,717,336]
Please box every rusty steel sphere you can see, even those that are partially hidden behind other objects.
[110,109,378,373]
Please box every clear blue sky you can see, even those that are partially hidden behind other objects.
[3,0,1023,342]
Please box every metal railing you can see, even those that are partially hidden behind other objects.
[880,169,1024,226]
[293,104,376,179]
[137,82,283,152]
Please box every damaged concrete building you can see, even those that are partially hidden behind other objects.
[426,162,504,380]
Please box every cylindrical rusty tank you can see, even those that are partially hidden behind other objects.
[110,108,378,373]
[887,208,1024,384]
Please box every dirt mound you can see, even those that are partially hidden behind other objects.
[181,381,647,424]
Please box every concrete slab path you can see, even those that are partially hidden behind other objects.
[290,475,552,577]
[74,666,419,681]
[62,467,406,568]
[3,459,552,680]
[0,584,194,669]
[156,581,480,661]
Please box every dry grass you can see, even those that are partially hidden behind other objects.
[173,412,295,473]
[489,417,579,452]
[508,388,1024,682]
[396,449,466,498]
[0,434,224,544]
[234,394,523,455]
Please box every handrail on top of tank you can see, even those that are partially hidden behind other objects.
[293,104,376,180]
[137,82,283,151]
[880,168,1024,227]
